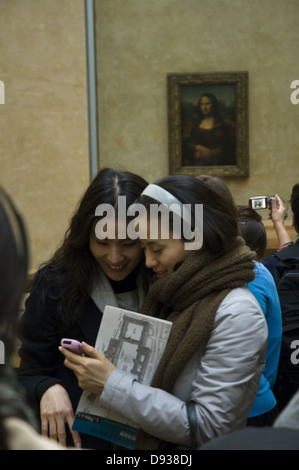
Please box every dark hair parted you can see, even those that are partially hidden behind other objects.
[237,205,267,261]
[38,168,148,325]
[290,183,299,232]
[137,175,239,256]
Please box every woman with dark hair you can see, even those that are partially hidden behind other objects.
[17,168,148,449]
[0,187,63,449]
[60,175,268,449]
[238,205,268,261]
[184,92,235,166]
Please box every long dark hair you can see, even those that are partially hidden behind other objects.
[0,187,34,450]
[38,168,148,324]
[137,175,239,256]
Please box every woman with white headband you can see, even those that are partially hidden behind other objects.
[61,175,268,450]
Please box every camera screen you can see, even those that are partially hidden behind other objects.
[249,197,268,210]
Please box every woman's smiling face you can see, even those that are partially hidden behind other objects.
[137,213,193,279]
[140,236,189,279]
[89,220,143,281]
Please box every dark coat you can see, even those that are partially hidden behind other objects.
[16,267,109,449]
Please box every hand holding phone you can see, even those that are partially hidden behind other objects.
[60,338,84,355]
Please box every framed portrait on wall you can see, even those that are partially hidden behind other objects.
[167,72,249,177]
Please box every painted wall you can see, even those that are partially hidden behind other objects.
[95,0,298,230]
[0,0,298,269]
[0,0,90,268]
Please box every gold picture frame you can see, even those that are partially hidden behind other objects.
[168,71,249,177]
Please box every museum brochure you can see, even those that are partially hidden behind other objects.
[72,305,173,449]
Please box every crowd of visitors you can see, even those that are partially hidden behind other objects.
[1,170,299,450]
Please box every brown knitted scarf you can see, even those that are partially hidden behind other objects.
[134,237,256,449]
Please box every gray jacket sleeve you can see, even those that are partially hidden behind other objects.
[99,288,268,447]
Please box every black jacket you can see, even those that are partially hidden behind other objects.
[16,267,109,449]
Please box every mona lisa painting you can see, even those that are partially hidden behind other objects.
[168,72,249,177]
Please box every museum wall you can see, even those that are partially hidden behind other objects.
[0,0,89,269]
[0,0,298,269]
[95,0,299,238]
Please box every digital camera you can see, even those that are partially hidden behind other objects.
[248,196,275,210]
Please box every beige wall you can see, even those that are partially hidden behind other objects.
[0,0,298,269]
[95,0,299,237]
[0,0,89,269]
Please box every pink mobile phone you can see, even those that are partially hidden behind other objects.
[61,338,84,355]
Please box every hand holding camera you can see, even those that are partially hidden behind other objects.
[249,195,275,210]
[249,194,290,248]
[249,195,287,220]
[268,194,287,222]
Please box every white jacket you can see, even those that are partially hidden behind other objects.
[99,287,268,448]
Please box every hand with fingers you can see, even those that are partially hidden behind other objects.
[40,383,82,448]
[59,342,116,395]
[269,194,291,247]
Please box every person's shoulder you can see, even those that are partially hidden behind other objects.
[27,263,66,303]
[254,260,276,283]
[200,426,299,450]
[5,417,65,450]
[262,254,280,274]
[221,286,259,304]
[212,287,267,347]
[32,262,66,287]
[216,287,264,324]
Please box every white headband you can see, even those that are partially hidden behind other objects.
[140,184,192,225]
